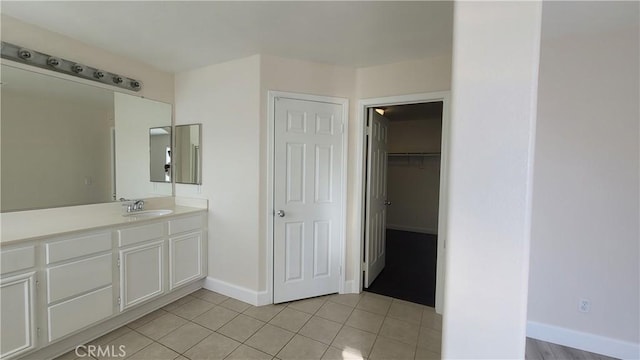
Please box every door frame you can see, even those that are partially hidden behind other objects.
[355,91,450,314]
[266,90,349,304]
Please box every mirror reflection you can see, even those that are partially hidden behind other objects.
[150,126,172,183]
[175,124,202,185]
[0,64,172,212]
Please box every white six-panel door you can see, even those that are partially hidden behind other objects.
[365,109,390,287]
[273,97,344,303]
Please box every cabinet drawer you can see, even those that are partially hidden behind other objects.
[46,232,112,264]
[118,222,165,247]
[48,286,113,342]
[46,254,112,303]
[168,215,202,235]
[0,246,35,275]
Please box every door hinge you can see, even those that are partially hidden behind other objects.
[339,266,342,275]
[117,297,121,305]
[37,327,41,338]
[116,256,120,268]
[340,122,344,134]
[366,126,371,136]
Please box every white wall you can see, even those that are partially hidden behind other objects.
[0,15,174,104]
[442,2,541,358]
[1,90,113,211]
[387,119,442,234]
[527,3,640,357]
[174,55,262,292]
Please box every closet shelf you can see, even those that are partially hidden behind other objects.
[388,152,441,157]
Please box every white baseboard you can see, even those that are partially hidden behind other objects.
[527,321,640,359]
[386,224,437,235]
[204,277,269,306]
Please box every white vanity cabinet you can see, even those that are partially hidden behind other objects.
[118,222,166,311]
[44,232,114,342]
[168,215,205,290]
[0,208,207,360]
[0,245,36,359]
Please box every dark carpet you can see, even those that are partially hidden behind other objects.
[365,229,437,307]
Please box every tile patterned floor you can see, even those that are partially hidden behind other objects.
[55,290,442,360]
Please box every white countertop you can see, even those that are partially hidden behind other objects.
[1,197,207,245]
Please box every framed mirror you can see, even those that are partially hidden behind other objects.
[175,124,202,185]
[149,126,172,182]
[1,63,172,212]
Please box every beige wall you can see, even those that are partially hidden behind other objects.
[1,90,113,211]
[387,119,442,234]
[528,16,639,351]
[356,55,452,99]
[174,55,262,291]
[1,15,174,104]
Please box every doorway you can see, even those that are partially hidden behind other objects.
[356,92,449,313]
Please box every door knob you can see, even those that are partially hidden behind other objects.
[276,210,285,217]
[384,201,392,206]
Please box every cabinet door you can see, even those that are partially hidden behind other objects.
[1,272,36,359]
[119,241,164,311]
[169,232,203,290]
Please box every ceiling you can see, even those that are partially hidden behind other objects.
[0,1,454,73]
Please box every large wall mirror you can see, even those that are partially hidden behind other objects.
[0,63,172,212]
[175,124,202,185]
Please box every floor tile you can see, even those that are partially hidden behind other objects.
[345,309,385,334]
[287,296,327,314]
[387,300,423,325]
[417,326,442,352]
[330,325,377,358]
[269,307,312,332]
[277,334,328,360]
[315,301,354,323]
[245,324,295,356]
[226,344,273,360]
[217,314,265,342]
[88,326,132,346]
[321,346,367,360]
[298,316,342,345]
[243,304,286,322]
[415,346,441,360]
[53,350,84,360]
[170,298,215,320]
[183,332,241,360]
[157,322,212,353]
[126,309,168,330]
[421,309,442,331]
[378,317,420,346]
[369,336,415,360]
[162,295,196,312]
[98,331,153,360]
[327,294,362,308]
[127,342,179,360]
[192,305,239,331]
[356,295,391,316]
[136,313,188,340]
[192,289,229,305]
[220,298,252,313]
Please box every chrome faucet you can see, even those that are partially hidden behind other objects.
[121,199,145,213]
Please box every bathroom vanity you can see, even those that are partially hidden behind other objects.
[0,200,207,360]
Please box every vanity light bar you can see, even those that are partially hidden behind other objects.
[0,41,142,92]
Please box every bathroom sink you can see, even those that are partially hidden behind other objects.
[123,209,173,218]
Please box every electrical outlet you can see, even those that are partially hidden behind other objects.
[578,298,591,313]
